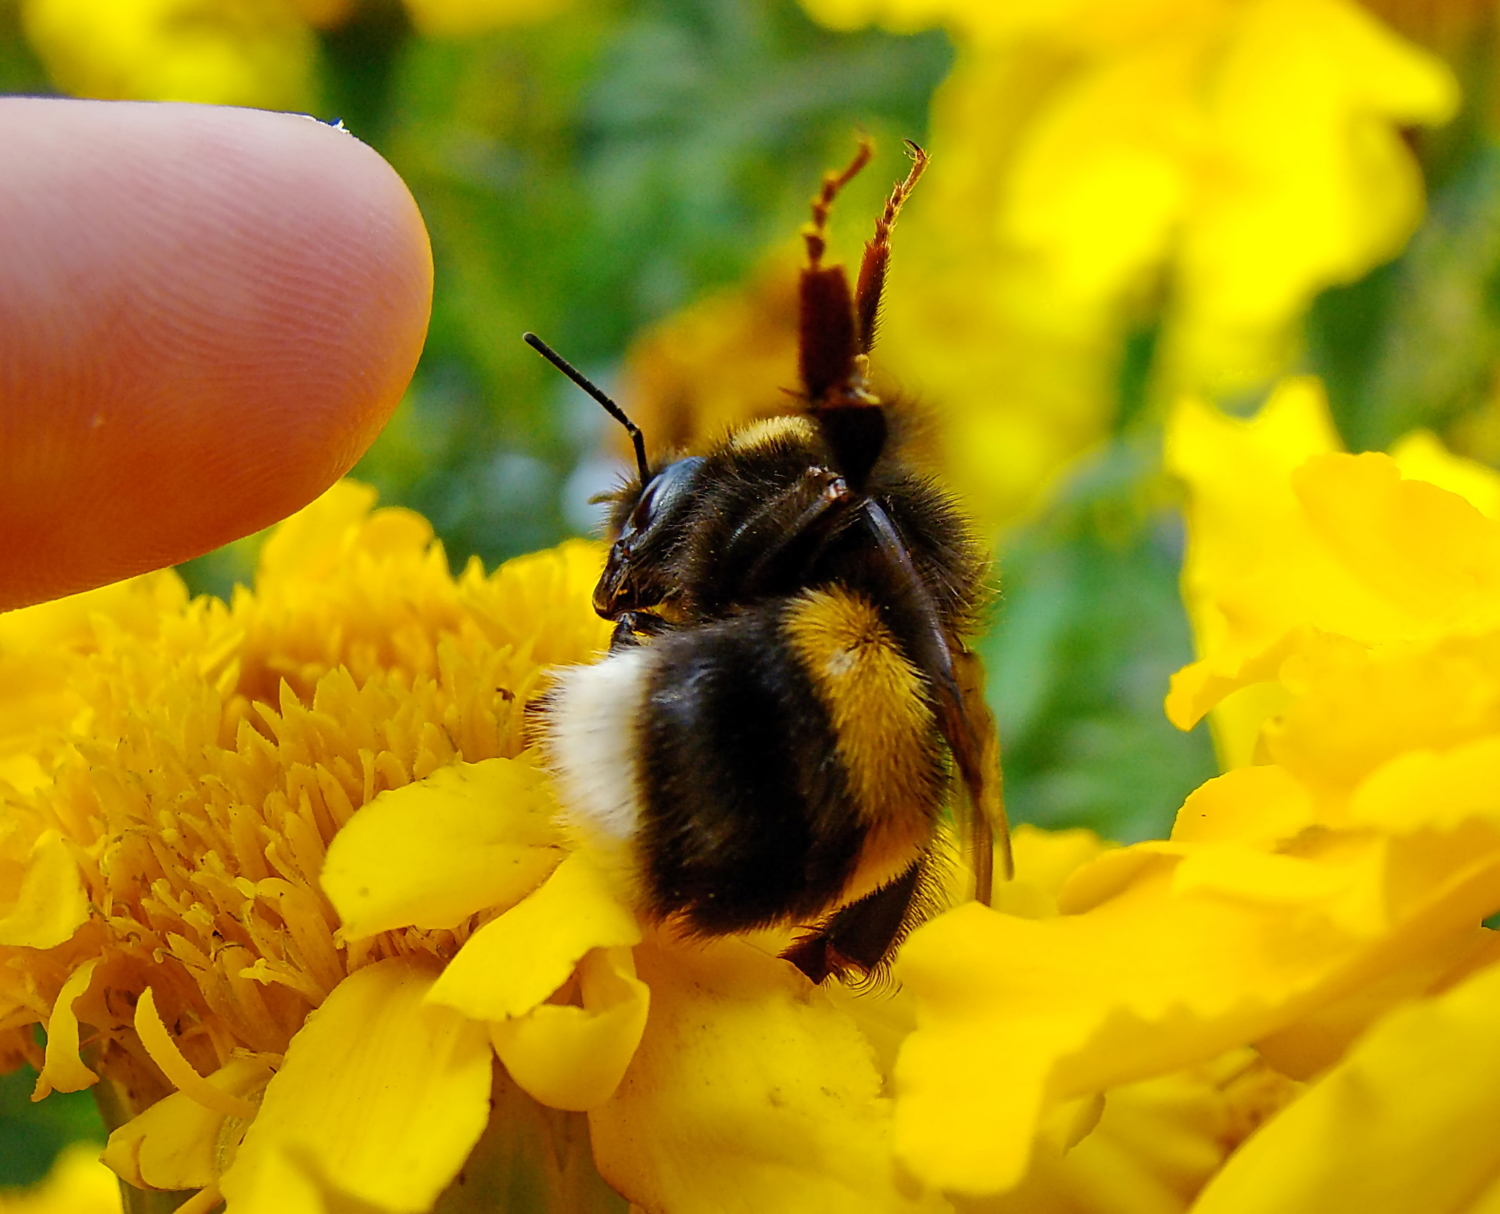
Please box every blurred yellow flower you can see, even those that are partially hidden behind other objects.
[20,0,575,109]
[801,0,1458,404]
[1165,376,1500,764]
[0,1145,121,1214]
[618,161,1115,539]
[619,260,804,460]
[883,387,1500,1208]
[20,0,319,110]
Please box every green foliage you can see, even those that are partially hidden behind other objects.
[982,438,1218,845]
[349,0,951,568]
[0,1066,105,1189]
[1309,135,1500,453]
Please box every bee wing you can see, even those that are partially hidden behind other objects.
[860,500,1012,904]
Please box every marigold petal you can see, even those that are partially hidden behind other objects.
[983,1050,1299,1214]
[322,757,564,938]
[1292,453,1500,630]
[33,957,100,1098]
[256,481,404,583]
[426,849,639,1022]
[220,1144,326,1214]
[1270,633,1500,801]
[589,937,942,1214]
[992,825,1114,920]
[489,946,649,1112]
[1192,960,1500,1214]
[219,958,492,1214]
[1164,382,1344,751]
[0,828,88,948]
[103,1056,272,1190]
[1173,0,1456,362]
[1349,737,1500,834]
[1170,765,1316,846]
[892,828,1500,1195]
[1389,429,1500,520]
[134,988,257,1121]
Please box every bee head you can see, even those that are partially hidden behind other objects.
[594,456,706,618]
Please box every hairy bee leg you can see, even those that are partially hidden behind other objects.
[799,142,873,416]
[853,141,928,356]
[954,648,1012,893]
[781,854,938,984]
[723,471,853,596]
[803,137,873,272]
[859,499,1009,902]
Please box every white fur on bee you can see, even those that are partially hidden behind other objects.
[543,647,652,846]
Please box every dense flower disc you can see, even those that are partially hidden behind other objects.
[0,483,615,1208]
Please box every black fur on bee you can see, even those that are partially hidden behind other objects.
[528,139,1011,984]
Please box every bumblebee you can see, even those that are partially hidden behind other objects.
[529,141,1010,983]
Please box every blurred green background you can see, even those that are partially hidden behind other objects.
[4,0,1500,1193]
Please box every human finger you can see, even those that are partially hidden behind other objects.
[0,98,432,610]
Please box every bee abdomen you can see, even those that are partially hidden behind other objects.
[544,589,943,939]
[636,606,864,933]
[781,587,944,903]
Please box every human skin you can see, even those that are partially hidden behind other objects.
[0,98,433,611]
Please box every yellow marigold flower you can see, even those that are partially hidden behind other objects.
[885,387,1500,1207]
[1191,955,1500,1214]
[20,0,319,110]
[619,259,804,457]
[0,481,615,1210]
[8,480,1087,1214]
[1165,376,1500,764]
[0,1144,121,1214]
[20,0,574,108]
[0,572,186,795]
[3,512,1208,1214]
[802,0,1458,392]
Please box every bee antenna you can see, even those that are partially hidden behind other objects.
[523,332,651,486]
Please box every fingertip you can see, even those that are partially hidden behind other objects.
[0,99,433,610]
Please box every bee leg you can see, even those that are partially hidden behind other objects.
[860,499,1012,898]
[723,469,852,597]
[609,611,670,651]
[781,858,930,985]
[853,141,928,356]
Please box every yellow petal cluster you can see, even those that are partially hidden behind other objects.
[19,0,319,110]
[322,778,940,1212]
[18,0,574,108]
[0,481,612,1209]
[887,385,1500,1210]
[791,0,1456,467]
[4,480,1038,1214]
